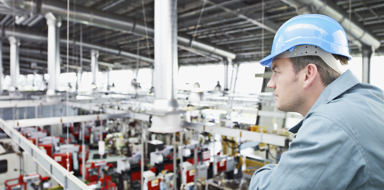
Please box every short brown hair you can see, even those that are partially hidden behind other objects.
[290,55,349,86]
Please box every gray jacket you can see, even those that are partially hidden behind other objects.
[249,70,384,189]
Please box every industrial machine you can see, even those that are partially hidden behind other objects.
[115,154,142,189]
[142,171,161,190]
[104,132,124,155]
[5,173,51,190]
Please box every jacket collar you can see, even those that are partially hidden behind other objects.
[289,70,360,133]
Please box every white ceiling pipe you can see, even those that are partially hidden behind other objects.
[283,0,381,49]
[0,0,236,59]
[0,28,154,64]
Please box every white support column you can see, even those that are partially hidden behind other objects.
[8,36,20,92]
[76,67,82,92]
[224,58,232,92]
[55,19,61,90]
[106,67,111,90]
[362,45,372,84]
[150,0,183,133]
[0,42,3,93]
[91,49,99,88]
[45,12,61,95]
[150,64,154,93]
[154,0,178,102]
[231,63,239,93]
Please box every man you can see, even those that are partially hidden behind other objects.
[249,14,384,189]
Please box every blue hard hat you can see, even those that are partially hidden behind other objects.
[260,14,352,67]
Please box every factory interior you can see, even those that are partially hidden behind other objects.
[0,0,383,189]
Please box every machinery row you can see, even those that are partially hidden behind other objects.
[0,98,292,190]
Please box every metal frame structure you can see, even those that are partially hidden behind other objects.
[0,0,382,75]
[184,122,287,147]
[0,118,89,189]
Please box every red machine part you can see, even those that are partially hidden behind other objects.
[84,126,92,142]
[4,175,26,190]
[5,174,50,190]
[186,169,195,184]
[131,170,142,182]
[216,160,226,173]
[149,167,157,173]
[78,145,90,163]
[27,138,36,145]
[39,144,53,157]
[59,137,73,144]
[186,157,200,165]
[163,163,174,172]
[70,123,80,140]
[41,176,50,182]
[163,155,174,172]
[80,162,99,182]
[99,176,117,190]
[53,152,72,172]
[147,178,161,190]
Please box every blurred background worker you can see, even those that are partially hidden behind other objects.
[249,14,384,190]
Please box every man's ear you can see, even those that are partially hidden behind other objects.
[303,63,318,89]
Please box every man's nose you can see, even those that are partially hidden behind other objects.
[267,77,275,89]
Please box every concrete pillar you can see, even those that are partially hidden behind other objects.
[45,12,61,95]
[362,45,372,83]
[91,49,99,88]
[8,36,20,91]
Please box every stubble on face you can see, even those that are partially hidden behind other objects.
[275,70,305,113]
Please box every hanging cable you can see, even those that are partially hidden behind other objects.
[141,0,152,59]
[186,0,208,61]
[79,24,83,92]
[261,0,264,59]
[136,37,140,79]
[349,0,351,31]
[66,0,70,173]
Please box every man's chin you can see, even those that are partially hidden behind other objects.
[275,104,290,112]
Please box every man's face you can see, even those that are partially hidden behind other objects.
[267,58,304,113]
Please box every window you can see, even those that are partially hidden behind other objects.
[0,160,7,173]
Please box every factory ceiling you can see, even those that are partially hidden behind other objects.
[0,0,383,75]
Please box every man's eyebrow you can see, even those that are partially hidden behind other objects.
[272,65,278,71]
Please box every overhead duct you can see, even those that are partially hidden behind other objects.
[283,0,381,49]
[0,0,236,59]
[149,0,183,133]
[2,47,135,72]
[0,28,154,64]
